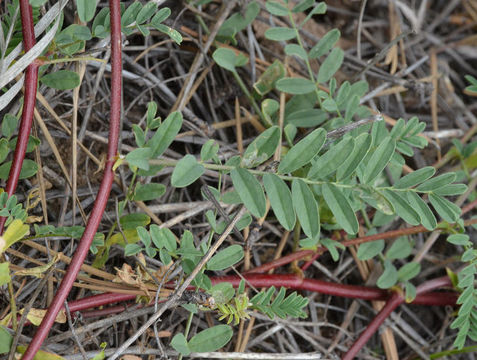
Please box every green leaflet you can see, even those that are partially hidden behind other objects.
[382,189,420,226]
[265,1,288,16]
[284,44,308,60]
[433,184,468,196]
[0,159,38,180]
[336,133,371,180]
[242,126,280,168]
[276,77,316,95]
[207,245,244,270]
[265,27,296,41]
[321,183,358,234]
[40,70,80,90]
[263,173,296,230]
[171,155,205,187]
[146,111,183,157]
[386,236,412,259]
[292,179,320,239]
[212,47,248,72]
[397,262,421,281]
[377,260,398,289]
[188,325,233,352]
[416,172,457,192]
[133,183,166,201]
[278,128,326,174]
[171,333,190,356]
[231,167,266,218]
[200,139,220,162]
[357,239,384,260]
[317,47,344,83]
[76,0,97,22]
[308,137,355,179]
[309,28,340,59]
[429,193,461,223]
[393,166,436,189]
[363,136,396,184]
[406,191,437,230]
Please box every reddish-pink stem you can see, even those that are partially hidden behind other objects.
[21,1,122,358]
[342,276,453,359]
[342,292,403,360]
[54,275,456,317]
[0,0,38,233]
[244,250,314,274]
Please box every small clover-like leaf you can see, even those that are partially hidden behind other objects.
[171,155,205,187]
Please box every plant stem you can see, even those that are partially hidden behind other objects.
[232,70,271,126]
[0,0,38,234]
[58,273,457,318]
[342,276,452,359]
[21,1,122,358]
[178,311,195,360]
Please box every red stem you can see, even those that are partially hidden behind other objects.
[342,292,403,360]
[244,250,314,274]
[54,274,456,317]
[21,1,122,358]
[0,0,38,233]
[342,276,453,359]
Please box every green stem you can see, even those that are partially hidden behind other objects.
[231,71,271,127]
[288,12,322,107]
[39,56,106,65]
[147,158,426,195]
[428,345,477,360]
[178,310,195,360]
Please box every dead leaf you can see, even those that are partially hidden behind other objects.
[18,308,66,326]
[14,253,61,278]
